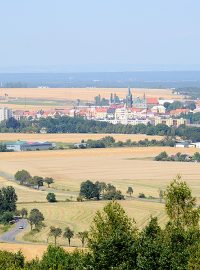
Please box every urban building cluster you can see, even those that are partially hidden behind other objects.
[1,87,199,127]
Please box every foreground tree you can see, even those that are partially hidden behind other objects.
[88,201,138,269]
[77,231,88,247]
[164,174,200,228]
[63,227,74,246]
[28,208,44,230]
[49,226,62,245]
[136,217,162,270]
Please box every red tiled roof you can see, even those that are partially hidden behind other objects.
[170,109,189,115]
[95,108,107,113]
[146,98,159,104]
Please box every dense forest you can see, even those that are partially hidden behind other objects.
[1,116,200,141]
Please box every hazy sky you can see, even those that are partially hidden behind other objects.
[1,0,200,71]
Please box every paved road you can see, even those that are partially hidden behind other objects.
[0,219,28,243]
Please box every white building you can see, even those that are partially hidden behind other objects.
[0,107,13,122]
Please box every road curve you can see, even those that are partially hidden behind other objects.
[0,219,28,243]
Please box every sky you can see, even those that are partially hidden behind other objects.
[0,0,200,72]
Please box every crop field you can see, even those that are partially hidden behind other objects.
[0,133,163,144]
[0,243,78,260]
[17,199,166,247]
[0,147,199,201]
[0,87,182,100]
[0,87,183,110]
[0,146,199,258]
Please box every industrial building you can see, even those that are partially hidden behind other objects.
[6,141,55,152]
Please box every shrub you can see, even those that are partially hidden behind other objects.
[138,193,146,198]
[46,193,57,203]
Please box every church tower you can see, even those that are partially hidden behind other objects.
[126,87,133,108]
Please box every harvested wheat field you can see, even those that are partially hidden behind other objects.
[0,133,163,143]
[0,87,183,101]
[0,242,79,260]
[17,199,166,247]
[0,147,199,200]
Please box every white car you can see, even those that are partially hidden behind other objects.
[19,226,24,229]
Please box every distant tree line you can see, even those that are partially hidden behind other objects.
[163,100,196,111]
[1,176,200,269]
[73,136,176,149]
[155,151,200,162]
[177,86,200,99]
[1,115,200,141]
[179,111,200,124]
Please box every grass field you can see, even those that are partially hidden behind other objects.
[0,133,163,144]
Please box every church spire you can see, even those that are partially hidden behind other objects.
[126,86,133,108]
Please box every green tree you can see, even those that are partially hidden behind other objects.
[0,250,24,269]
[32,176,44,190]
[155,151,168,161]
[0,186,17,213]
[44,177,54,188]
[164,175,200,228]
[0,211,14,224]
[49,226,62,245]
[80,180,100,200]
[20,208,28,218]
[193,152,200,162]
[28,208,44,230]
[14,170,31,185]
[77,231,88,247]
[46,192,57,203]
[158,189,164,203]
[127,187,133,197]
[88,201,138,269]
[136,217,162,270]
[63,227,74,246]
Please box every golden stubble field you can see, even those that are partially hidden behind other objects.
[0,146,199,258]
[0,242,80,260]
[0,133,163,143]
[0,87,182,101]
[16,199,166,247]
[0,147,199,201]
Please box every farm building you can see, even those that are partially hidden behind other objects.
[6,141,55,152]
